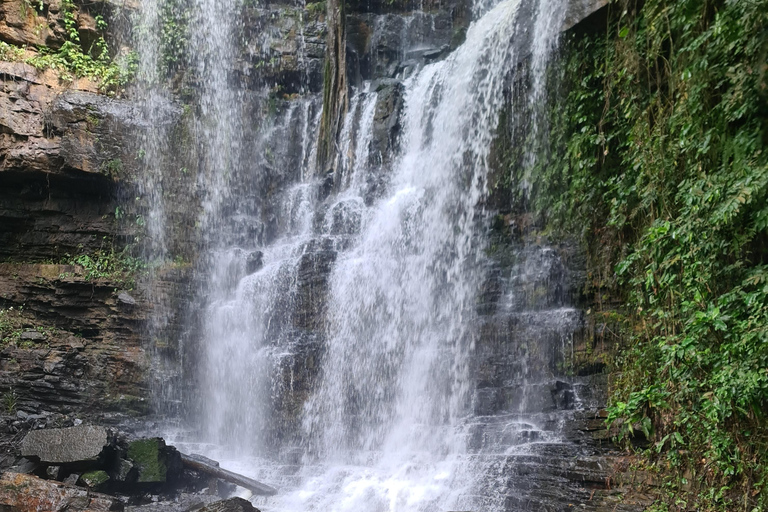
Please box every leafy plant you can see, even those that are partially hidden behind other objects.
[514,0,768,509]
[67,241,145,286]
[0,41,25,61]
[24,0,136,92]
[2,390,17,414]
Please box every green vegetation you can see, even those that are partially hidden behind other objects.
[0,41,25,61]
[101,158,124,178]
[66,245,145,286]
[516,0,768,509]
[305,1,327,17]
[2,0,137,92]
[127,438,167,482]
[2,390,17,414]
[0,307,54,349]
[160,0,190,74]
[78,470,110,488]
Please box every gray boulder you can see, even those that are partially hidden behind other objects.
[20,425,108,464]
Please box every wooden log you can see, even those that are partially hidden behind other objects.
[180,452,278,496]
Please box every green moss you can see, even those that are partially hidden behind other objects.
[127,438,167,483]
[79,470,109,488]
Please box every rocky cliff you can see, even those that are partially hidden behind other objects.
[0,0,660,509]
[0,0,162,463]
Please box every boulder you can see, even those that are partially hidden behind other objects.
[0,472,118,512]
[126,437,181,484]
[20,425,108,464]
[200,497,260,512]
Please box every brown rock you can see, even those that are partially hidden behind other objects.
[0,472,118,511]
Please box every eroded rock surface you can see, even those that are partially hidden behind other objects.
[0,472,119,512]
[21,424,107,463]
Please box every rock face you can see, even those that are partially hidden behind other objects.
[0,0,192,448]
[0,472,119,512]
[21,425,107,463]
[1,0,649,510]
[0,263,149,418]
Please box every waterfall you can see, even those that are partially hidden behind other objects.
[140,0,597,509]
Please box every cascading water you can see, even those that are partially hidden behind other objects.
[142,0,614,509]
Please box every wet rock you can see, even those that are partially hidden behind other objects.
[78,469,110,489]
[20,425,108,464]
[0,263,152,417]
[552,380,576,410]
[0,472,117,512]
[473,387,501,415]
[245,251,264,274]
[200,497,260,512]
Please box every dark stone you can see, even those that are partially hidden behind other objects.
[9,458,39,474]
[200,497,260,512]
[245,251,264,274]
[473,387,500,416]
[552,380,576,410]
[45,464,62,479]
[113,458,134,481]
[20,425,107,464]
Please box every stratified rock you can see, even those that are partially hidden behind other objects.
[78,470,110,489]
[20,425,107,464]
[200,497,260,512]
[0,472,117,512]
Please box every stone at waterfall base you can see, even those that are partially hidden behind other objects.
[6,424,278,510]
[0,472,118,511]
[200,497,260,512]
[20,425,108,464]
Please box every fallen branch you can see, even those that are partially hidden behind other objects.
[179,452,278,496]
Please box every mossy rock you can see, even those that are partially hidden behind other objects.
[78,470,109,488]
[126,438,167,483]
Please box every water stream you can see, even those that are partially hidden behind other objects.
[139,0,599,509]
